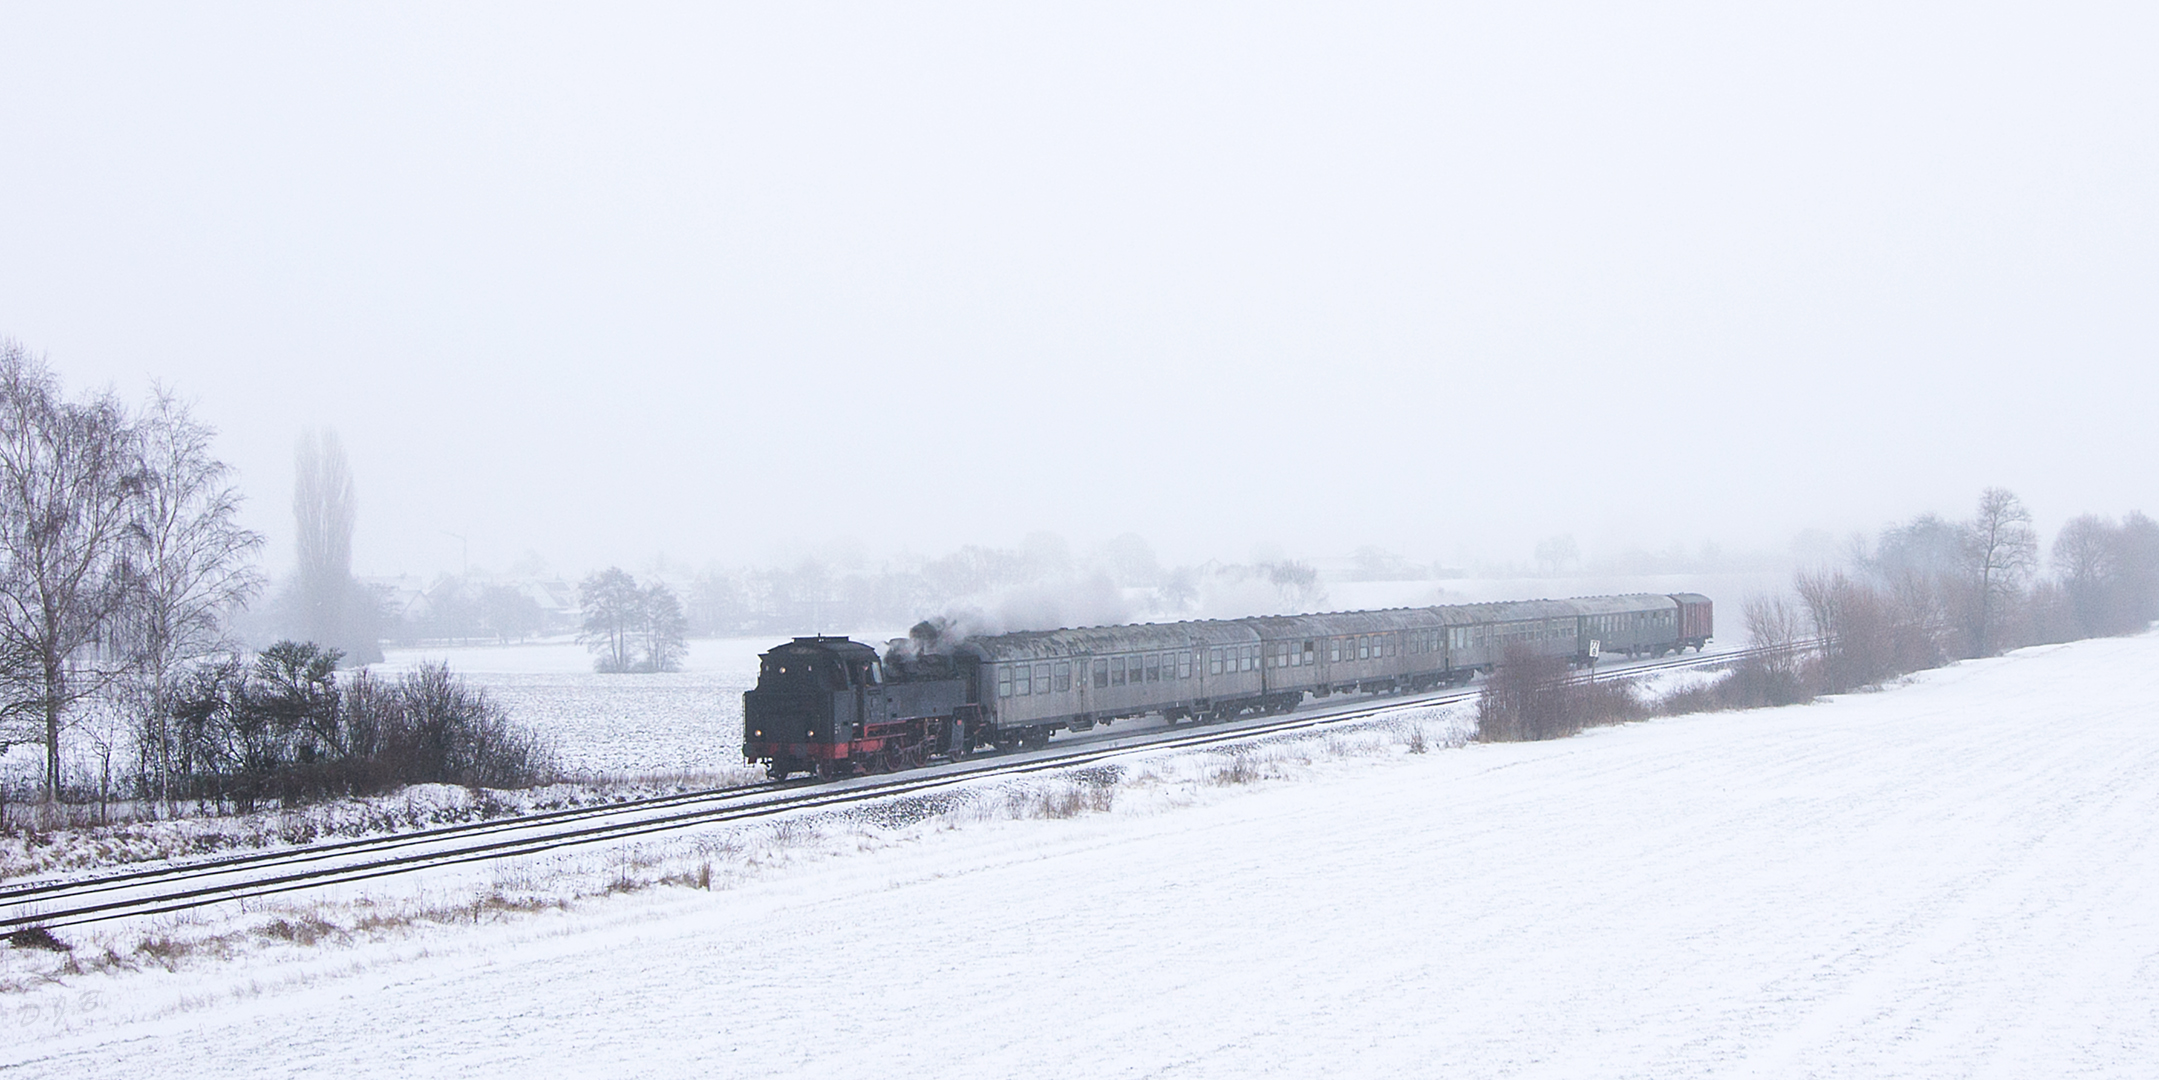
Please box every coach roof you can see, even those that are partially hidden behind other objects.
[956,620,1261,662]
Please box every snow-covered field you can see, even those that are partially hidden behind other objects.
[7,633,2156,1078]
[375,635,821,777]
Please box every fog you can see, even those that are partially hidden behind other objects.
[2,3,2153,583]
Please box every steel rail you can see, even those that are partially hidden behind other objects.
[3,644,1770,933]
[0,780,798,905]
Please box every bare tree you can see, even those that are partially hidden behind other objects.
[2116,512,2159,630]
[291,428,378,663]
[0,342,145,798]
[2052,513,2114,635]
[479,583,548,643]
[579,567,642,673]
[1963,487,2037,656]
[1741,592,1806,682]
[118,387,264,810]
[1792,568,1844,668]
[1791,568,1896,691]
[639,582,688,672]
[1534,534,1580,576]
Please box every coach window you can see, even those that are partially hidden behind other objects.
[1035,663,1051,693]
[1178,651,1192,679]
[1093,658,1109,688]
[1111,656,1126,685]
[997,667,1012,697]
[1209,648,1222,675]
[1358,637,1369,660]
[1055,662,1072,692]
[1016,665,1031,695]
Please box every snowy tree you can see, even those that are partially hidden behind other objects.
[639,582,688,673]
[1962,488,2037,656]
[0,342,145,798]
[117,387,264,809]
[579,567,642,673]
[479,584,548,643]
[290,428,380,663]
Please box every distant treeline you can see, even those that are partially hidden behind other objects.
[1479,489,2159,743]
[390,535,1328,644]
[1749,489,2157,693]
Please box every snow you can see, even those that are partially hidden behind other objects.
[372,636,797,776]
[6,633,2158,1077]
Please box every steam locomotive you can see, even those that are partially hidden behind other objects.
[743,593,1712,780]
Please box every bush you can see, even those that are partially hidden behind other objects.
[165,643,555,809]
[1476,646,1644,742]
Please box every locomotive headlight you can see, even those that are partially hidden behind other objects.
[753,730,762,737]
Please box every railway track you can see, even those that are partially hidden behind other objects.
[2,644,1768,934]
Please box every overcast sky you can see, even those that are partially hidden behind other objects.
[2,2,2152,580]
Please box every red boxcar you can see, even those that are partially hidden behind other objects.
[1671,593,1714,651]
